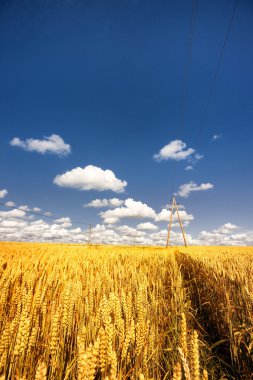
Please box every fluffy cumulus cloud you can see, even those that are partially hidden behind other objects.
[0,201,252,246]
[164,203,185,210]
[155,209,194,226]
[175,181,214,198]
[0,189,8,198]
[97,197,194,228]
[19,205,31,211]
[54,165,127,193]
[153,140,197,161]
[196,223,253,246]
[33,207,42,212]
[10,134,71,156]
[0,209,26,218]
[100,198,156,224]
[5,201,15,207]
[84,198,124,208]
[0,207,85,243]
[137,222,158,231]
[149,229,194,246]
[213,223,238,234]
[44,212,52,216]
[116,225,146,237]
[2,201,53,221]
[54,217,72,228]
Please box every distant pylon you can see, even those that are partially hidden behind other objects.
[166,197,188,247]
[88,224,93,245]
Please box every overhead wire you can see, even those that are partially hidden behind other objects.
[168,0,238,246]
[194,0,239,139]
[170,0,198,200]
[0,3,239,247]
[170,0,239,200]
[0,201,92,227]
[0,201,160,245]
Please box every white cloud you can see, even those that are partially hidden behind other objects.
[116,225,146,237]
[33,207,42,212]
[3,200,54,221]
[194,154,204,161]
[155,208,171,222]
[19,205,31,211]
[175,181,214,198]
[54,217,72,228]
[85,199,109,208]
[54,165,127,193]
[153,140,195,161]
[212,134,222,141]
[0,196,195,243]
[5,201,15,207]
[0,202,252,246]
[44,212,52,216]
[109,198,124,207]
[0,220,27,228]
[84,198,124,208]
[0,209,26,218]
[213,223,240,234]
[102,217,120,225]
[0,214,86,243]
[213,223,239,234]
[137,222,158,231]
[223,223,238,229]
[164,203,185,210]
[0,189,8,199]
[149,229,193,246]
[97,197,194,228]
[231,233,247,240]
[10,134,71,156]
[185,165,193,171]
[100,198,156,224]
[2,201,53,222]
[155,209,194,225]
[196,223,252,246]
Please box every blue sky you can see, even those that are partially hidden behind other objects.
[0,0,253,245]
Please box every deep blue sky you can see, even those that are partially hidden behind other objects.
[1,0,253,237]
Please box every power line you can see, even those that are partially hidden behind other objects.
[195,0,239,138]
[0,202,92,227]
[170,0,238,200]
[178,0,198,132]
[170,0,198,199]
[0,201,162,243]
[1,198,188,246]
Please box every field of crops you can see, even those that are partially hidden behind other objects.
[0,243,252,380]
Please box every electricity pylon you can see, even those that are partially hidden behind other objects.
[166,197,188,247]
[88,224,93,245]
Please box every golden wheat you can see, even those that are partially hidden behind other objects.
[0,242,252,379]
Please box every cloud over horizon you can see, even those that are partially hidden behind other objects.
[155,208,194,225]
[99,198,156,224]
[0,208,251,246]
[137,222,158,231]
[0,199,251,246]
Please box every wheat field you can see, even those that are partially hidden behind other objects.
[0,243,252,379]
